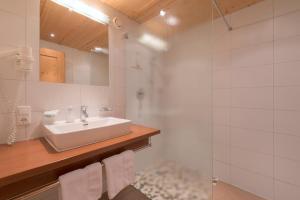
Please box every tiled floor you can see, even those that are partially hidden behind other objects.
[135,161,266,200]
[134,161,211,200]
[213,182,266,200]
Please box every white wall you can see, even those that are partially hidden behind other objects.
[0,0,136,143]
[40,40,109,86]
[213,0,300,199]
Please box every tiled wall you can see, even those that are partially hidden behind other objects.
[213,0,300,199]
[0,0,132,144]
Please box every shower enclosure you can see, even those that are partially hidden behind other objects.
[125,0,214,199]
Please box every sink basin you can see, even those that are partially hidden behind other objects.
[43,117,131,152]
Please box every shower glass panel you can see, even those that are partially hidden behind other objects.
[125,0,213,199]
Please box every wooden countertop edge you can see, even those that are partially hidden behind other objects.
[0,124,160,187]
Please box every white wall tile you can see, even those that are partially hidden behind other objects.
[213,51,231,70]
[275,86,300,110]
[213,107,230,126]
[275,11,300,40]
[231,108,273,131]
[26,111,43,139]
[0,11,25,46]
[275,110,300,137]
[231,65,273,87]
[275,157,300,186]
[231,166,274,200]
[231,87,273,109]
[0,0,26,17]
[214,142,230,163]
[26,81,81,112]
[231,0,273,27]
[275,35,300,63]
[213,125,229,145]
[275,181,300,200]
[213,69,231,89]
[274,0,300,16]
[113,86,125,107]
[275,61,300,86]
[213,33,231,53]
[275,134,300,161]
[231,19,273,49]
[26,0,40,21]
[231,127,273,154]
[213,89,231,107]
[0,80,25,113]
[232,42,273,68]
[231,147,273,177]
[80,85,110,108]
[213,160,230,182]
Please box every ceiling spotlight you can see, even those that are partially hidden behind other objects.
[160,10,166,17]
[50,33,55,38]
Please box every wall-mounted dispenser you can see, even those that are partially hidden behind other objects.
[0,47,34,72]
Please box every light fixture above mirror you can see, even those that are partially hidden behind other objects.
[51,0,110,24]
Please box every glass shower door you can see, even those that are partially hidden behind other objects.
[125,0,213,199]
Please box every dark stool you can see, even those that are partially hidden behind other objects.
[100,186,150,200]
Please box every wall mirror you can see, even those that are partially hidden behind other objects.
[39,0,109,86]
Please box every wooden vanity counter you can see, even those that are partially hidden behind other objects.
[0,124,160,199]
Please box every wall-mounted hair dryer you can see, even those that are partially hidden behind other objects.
[0,47,34,72]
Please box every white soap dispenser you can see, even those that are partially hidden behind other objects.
[66,106,74,123]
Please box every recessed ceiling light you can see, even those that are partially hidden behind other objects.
[50,33,55,38]
[160,10,166,17]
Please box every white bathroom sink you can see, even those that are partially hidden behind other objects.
[43,117,131,152]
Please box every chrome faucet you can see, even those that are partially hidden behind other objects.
[80,105,89,125]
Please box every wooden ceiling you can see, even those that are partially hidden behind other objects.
[40,0,263,50]
[130,0,258,37]
[100,0,263,24]
[40,0,108,52]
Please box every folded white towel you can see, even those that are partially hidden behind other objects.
[103,150,135,199]
[59,162,102,200]
[59,168,88,200]
[86,162,103,200]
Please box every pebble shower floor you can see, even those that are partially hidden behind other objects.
[133,161,211,200]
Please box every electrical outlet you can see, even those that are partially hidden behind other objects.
[17,106,31,125]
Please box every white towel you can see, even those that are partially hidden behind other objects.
[59,162,102,200]
[103,150,135,199]
[86,162,103,200]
